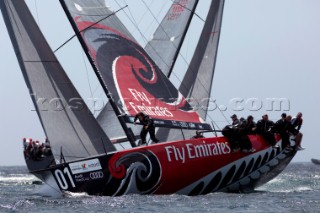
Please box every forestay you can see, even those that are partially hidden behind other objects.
[0,0,115,162]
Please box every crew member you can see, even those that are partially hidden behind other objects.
[245,115,256,134]
[238,117,255,152]
[134,112,159,145]
[274,114,301,150]
[256,114,276,146]
[192,130,205,139]
[291,112,304,150]
[231,114,239,125]
[22,138,27,150]
[222,115,241,152]
[292,112,303,131]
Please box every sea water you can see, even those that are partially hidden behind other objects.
[0,163,320,213]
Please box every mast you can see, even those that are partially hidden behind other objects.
[59,0,136,147]
[167,0,199,78]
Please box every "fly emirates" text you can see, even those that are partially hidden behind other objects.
[165,141,231,163]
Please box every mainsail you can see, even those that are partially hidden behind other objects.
[144,0,199,77]
[0,0,115,162]
[98,0,199,140]
[60,0,211,131]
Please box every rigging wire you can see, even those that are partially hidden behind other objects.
[138,0,170,44]
[115,0,190,102]
[34,0,40,24]
[162,2,230,127]
[53,5,128,53]
[114,0,150,45]
[140,0,185,61]
[139,1,167,39]
[81,51,96,116]
[116,0,177,69]
[145,1,228,127]
[114,0,167,45]
[112,1,229,128]
[127,0,159,39]
[169,0,205,22]
[113,0,180,99]
[54,1,228,129]
[137,1,213,96]
[140,0,179,99]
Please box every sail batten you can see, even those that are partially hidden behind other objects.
[0,0,115,162]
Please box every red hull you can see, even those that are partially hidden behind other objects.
[28,135,296,196]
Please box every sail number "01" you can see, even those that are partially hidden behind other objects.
[54,167,76,190]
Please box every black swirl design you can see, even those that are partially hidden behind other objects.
[83,28,192,111]
[106,149,162,196]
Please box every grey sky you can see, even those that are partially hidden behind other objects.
[0,0,319,165]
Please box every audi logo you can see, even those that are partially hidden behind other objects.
[90,171,104,179]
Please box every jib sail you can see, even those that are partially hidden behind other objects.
[180,0,225,120]
[0,0,115,162]
[144,0,199,77]
[156,0,225,141]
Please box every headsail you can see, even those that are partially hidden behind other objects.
[0,0,115,162]
[97,102,126,140]
[144,0,199,77]
[60,0,211,131]
[180,0,225,120]
[157,0,225,141]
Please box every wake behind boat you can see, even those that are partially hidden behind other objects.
[0,0,301,196]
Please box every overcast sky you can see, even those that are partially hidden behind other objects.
[0,0,319,165]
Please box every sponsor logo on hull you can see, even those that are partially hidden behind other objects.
[73,171,104,182]
[69,158,102,175]
[90,171,104,180]
[74,173,89,182]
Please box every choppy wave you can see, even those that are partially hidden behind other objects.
[0,200,35,211]
[36,185,63,198]
[1,163,320,212]
[65,191,89,198]
[0,175,37,183]
[0,166,41,186]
